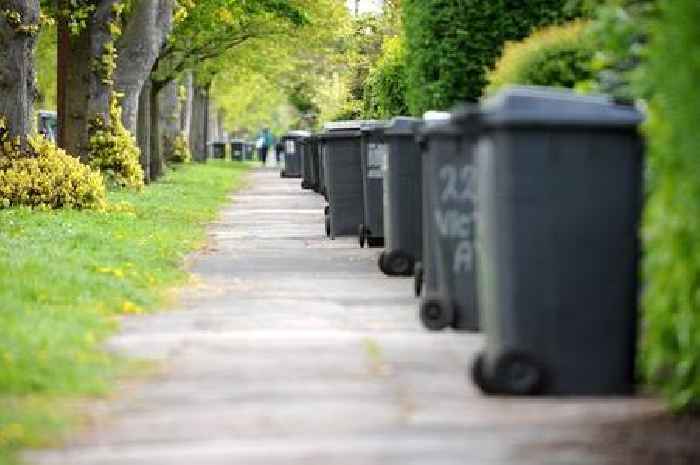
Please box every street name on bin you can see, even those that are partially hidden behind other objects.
[435,163,476,274]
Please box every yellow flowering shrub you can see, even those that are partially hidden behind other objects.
[0,127,106,210]
[169,132,191,163]
[88,95,144,189]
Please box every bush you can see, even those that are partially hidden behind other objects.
[401,0,586,115]
[641,0,700,412]
[363,35,409,119]
[88,95,144,189]
[488,21,594,93]
[0,129,106,210]
[168,132,192,163]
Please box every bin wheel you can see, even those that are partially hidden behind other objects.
[419,299,452,331]
[367,237,384,248]
[324,205,329,215]
[380,250,414,276]
[378,252,387,273]
[325,215,331,237]
[414,262,423,297]
[491,351,546,396]
[470,351,498,395]
[358,224,366,248]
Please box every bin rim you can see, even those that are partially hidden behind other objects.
[319,130,362,139]
[285,130,312,138]
[323,120,379,131]
[475,85,644,129]
[384,116,423,136]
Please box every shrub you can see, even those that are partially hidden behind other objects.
[641,0,700,412]
[88,95,144,189]
[363,35,409,119]
[169,132,192,163]
[401,0,586,115]
[488,21,594,93]
[0,126,106,210]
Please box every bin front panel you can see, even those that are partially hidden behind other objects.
[384,133,422,260]
[421,128,479,331]
[477,126,642,394]
[326,135,363,237]
[361,133,387,238]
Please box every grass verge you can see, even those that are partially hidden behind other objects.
[0,160,249,464]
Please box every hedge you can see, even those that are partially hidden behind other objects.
[642,0,700,412]
[401,0,586,115]
[488,21,594,92]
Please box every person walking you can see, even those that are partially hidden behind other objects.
[256,128,274,165]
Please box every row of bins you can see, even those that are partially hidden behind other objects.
[285,86,644,397]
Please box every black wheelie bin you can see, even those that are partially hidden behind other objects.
[359,120,389,248]
[230,139,245,161]
[280,130,310,178]
[300,134,318,190]
[417,112,480,332]
[469,86,644,396]
[378,117,423,276]
[320,121,364,239]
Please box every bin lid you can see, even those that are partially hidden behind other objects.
[360,120,388,132]
[230,138,246,143]
[472,86,644,128]
[286,130,312,139]
[323,120,363,131]
[384,116,422,135]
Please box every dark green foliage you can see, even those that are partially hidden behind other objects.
[585,0,657,100]
[642,0,700,412]
[362,36,408,119]
[401,0,586,114]
[520,45,593,88]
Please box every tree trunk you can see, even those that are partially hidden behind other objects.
[0,0,40,148]
[114,0,173,135]
[159,79,180,162]
[137,80,151,182]
[181,71,192,136]
[190,84,209,162]
[149,80,165,180]
[57,0,120,161]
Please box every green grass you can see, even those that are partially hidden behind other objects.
[0,160,249,464]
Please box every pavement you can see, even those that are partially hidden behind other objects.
[26,167,668,465]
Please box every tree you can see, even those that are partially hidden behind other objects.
[114,0,174,135]
[0,0,41,148]
[56,0,122,160]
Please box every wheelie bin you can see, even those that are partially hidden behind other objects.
[230,139,245,161]
[300,134,318,190]
[320,121,364,239]
[280,130,310,178]
[417,112,480,332]
[359,121,389,248]
[469,86,644,396]
[378,117,424,276]
[208,141,226,159]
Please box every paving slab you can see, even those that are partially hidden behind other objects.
[26,167,670,465]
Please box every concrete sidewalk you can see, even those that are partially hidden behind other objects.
[27,167,668,465]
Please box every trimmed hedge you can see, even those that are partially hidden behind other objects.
[401,0,586,114]
[642,0,700,412]
[362,35,408,119]
[488,21,594,92]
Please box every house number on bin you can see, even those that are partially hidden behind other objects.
[439,164,476,202]
[435,163,476,273]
